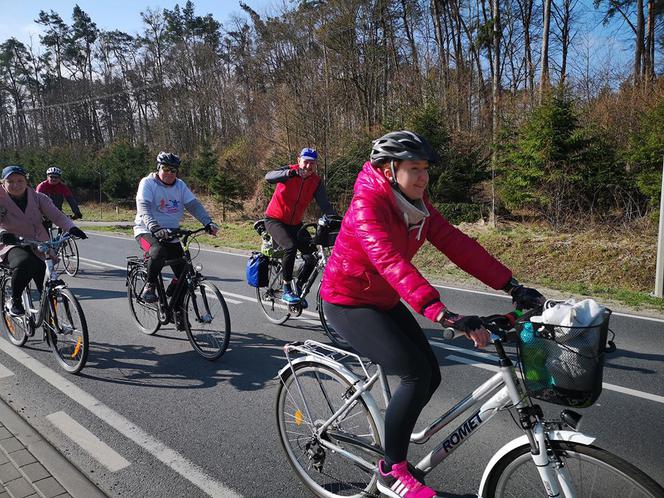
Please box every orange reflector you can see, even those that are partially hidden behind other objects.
[71,337,82,359]
[294,409,303,426]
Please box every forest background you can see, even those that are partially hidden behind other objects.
[1,0,664,309]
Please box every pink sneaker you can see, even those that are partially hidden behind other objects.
[376,460,437,498]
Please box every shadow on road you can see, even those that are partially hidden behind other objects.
[79,330,291,392]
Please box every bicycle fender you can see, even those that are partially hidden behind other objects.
[477,430,596,497]
[276,355,385,445]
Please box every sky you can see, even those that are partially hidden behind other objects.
[0,0,633,71]
[0,0,278,46]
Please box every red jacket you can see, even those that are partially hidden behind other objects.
[320,162,512,322]
[265,165,321,225]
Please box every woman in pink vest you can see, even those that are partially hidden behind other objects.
[320,131,543,498]
[264,147,336,306]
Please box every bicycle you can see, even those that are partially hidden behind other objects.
[0,233,89,374]
[275,304,664,497]
[44,218,79,277]
[252,215,347,347]
[126,227,231,361]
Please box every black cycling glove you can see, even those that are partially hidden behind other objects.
[441,310,483,333]
[503,278,544,310]
[0,232,18,245]
[151,226,171,240]
[68,227,88,239]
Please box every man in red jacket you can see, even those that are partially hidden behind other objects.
[264,147,337,305]
[35,167,82,220]
[320,131,543,498]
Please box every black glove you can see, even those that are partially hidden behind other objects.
[441,310,484,333]
[71,213,82,220]
[288,168,299,178]
[510,285,544,310]
[151,226,172,240]
[0,232,18,245]
[68,226,87,239]
[205,222,219,235]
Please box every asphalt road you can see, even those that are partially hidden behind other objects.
[0,231,662,497]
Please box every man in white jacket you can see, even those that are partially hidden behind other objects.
[133,151,218,303]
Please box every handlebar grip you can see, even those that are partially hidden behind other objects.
[442,327,466,340]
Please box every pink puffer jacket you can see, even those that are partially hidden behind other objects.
[320,161,512,322]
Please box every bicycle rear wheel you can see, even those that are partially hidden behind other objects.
[1,277,31,346]
[48,288,89,373]
[485,440,664,497]
[256,259,290,324]
[184,282,231,360]
[276,362,382,498]
[317,285,351,350]
[127,267,160,335]
[61,238,80,277]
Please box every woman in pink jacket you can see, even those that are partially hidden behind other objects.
[0,166,87,316]
[320,131,543,498]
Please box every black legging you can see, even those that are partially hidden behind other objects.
[264,218,315,284]
[322,301,442,467]
[136,233,185,284]
[5,247,46,301]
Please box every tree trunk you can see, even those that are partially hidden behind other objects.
[634,0,644,85]
[540,0,552,101]
[491,0,501,225]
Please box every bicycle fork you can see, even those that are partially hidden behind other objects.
[528,424,576,498]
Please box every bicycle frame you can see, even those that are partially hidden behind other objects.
[280,339,590,497]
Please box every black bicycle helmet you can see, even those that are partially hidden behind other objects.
[156,151,181,167]
[370,130,439,165]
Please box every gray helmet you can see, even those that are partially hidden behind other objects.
[370,130,438,165]
[156,151,181,167]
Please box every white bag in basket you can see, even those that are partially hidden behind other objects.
[531,299,606,391]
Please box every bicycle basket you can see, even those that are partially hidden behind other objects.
[517,309,612,408]
[314,218,341,248]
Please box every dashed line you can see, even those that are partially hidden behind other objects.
[47,411,131,472]
[0,362,14,379]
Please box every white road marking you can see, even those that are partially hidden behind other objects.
[47,411,131,472]
[0,338,242,498]
[0,362,14,379]
[431,341,664,404]
[79,257,124,270]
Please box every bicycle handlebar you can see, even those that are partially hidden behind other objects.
[441,309,538,344]
[8,233,75,254]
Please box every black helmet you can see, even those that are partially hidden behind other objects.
[156,151,181,168]
[370,130,439,165]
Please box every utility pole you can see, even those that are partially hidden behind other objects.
[654,157,664,297]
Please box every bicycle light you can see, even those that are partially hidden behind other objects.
[194,263,203,272]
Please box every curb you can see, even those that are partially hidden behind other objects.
[0,398,106,498]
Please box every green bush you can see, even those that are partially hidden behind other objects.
[433,202,484,224]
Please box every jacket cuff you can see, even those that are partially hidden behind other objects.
[423,301,446,323]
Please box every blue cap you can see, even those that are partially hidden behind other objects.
[1,166,28,180]
[299,148,318,161]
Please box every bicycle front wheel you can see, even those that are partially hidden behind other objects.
[485,440,664,497]
[184,282,231,360]
[61,238,80,277]
[48,288,89,373]
[256,259,290,325]
[127,267,160,335]
[276,362,382,498]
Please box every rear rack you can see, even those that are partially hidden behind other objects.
[284,340,373,381]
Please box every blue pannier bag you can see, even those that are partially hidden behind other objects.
[246,252,269,287]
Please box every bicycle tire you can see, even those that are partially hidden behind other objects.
[276,361,382,498]
[1,277,30,347]
[48,288,89,374]
[317,284,351,350]
[183,281,231,361]
[484,440,664,497]
[127,267,161,335]
[256,258,290,325]
[61,238,80,277]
